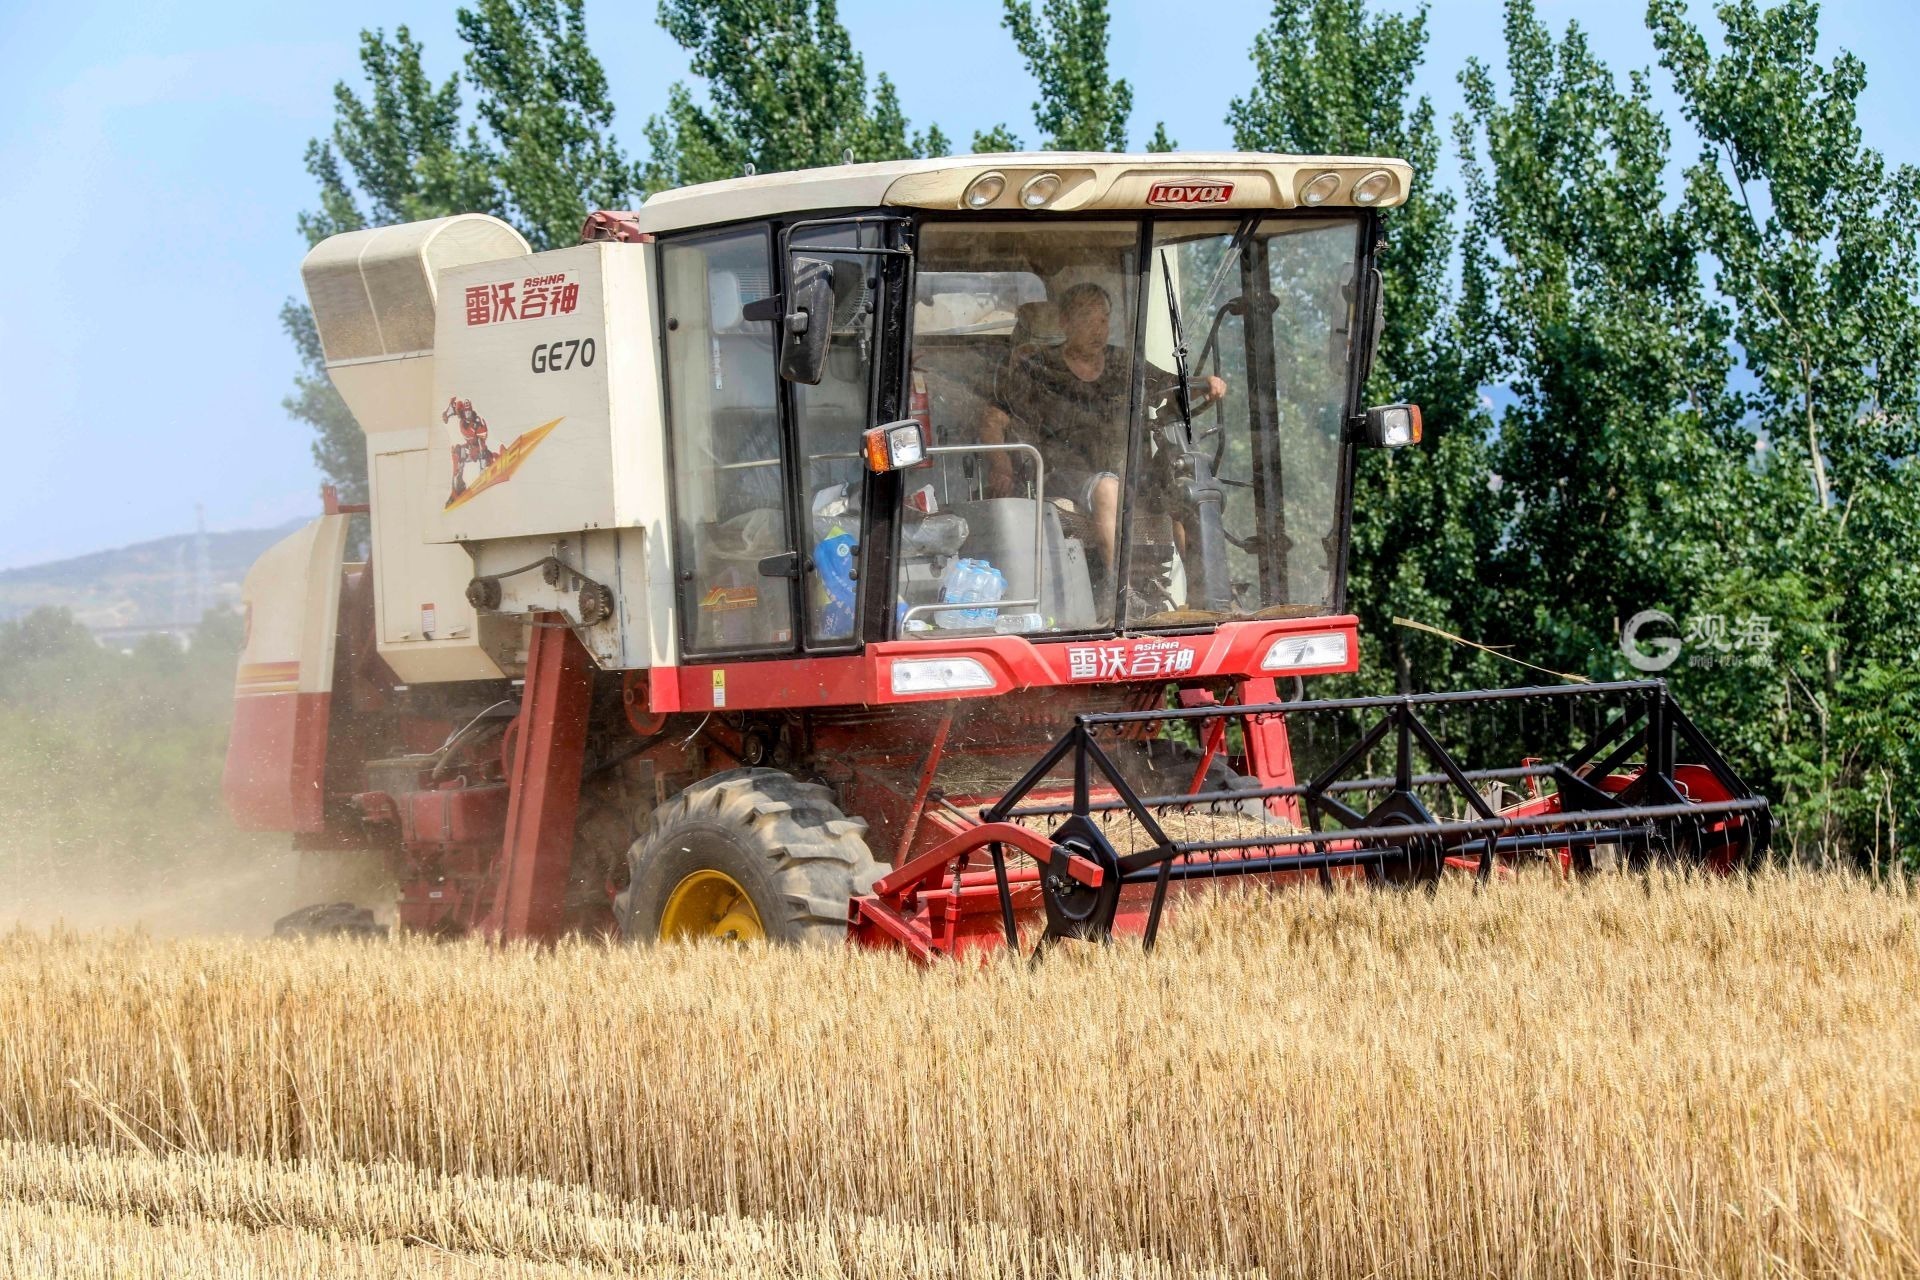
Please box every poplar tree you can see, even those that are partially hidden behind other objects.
[643,0,946,190]
[1455,0,1743,684]
[1650,0,1920,860]
[1231,0,1497,694]
[288,3,643,500]
[459,0,648,249]
[1002,0,1167,151]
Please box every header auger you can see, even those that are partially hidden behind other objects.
[222,152,1767,955]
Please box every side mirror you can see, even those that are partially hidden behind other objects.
[778,257,837,385]
[862,419,927,472]
[1351,403,1423,448]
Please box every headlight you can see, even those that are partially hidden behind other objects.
[891,656,996,695]
[1261,632,1349,671]
[964,171,1006,208]
[1020,172,1062,208]
[1359,403,1423,449]
[863,419,927,472]
[1351,169,1396,205]
[1300,171,1341,205]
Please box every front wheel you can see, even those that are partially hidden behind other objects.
[614,769,885,945]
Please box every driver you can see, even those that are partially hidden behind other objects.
[978,282,1225,575]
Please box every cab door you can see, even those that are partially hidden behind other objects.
[660,225,798,656]
[778,218,907,650]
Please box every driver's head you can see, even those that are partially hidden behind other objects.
[1057,282,1112,350]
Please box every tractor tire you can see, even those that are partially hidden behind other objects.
[615,768,885,946]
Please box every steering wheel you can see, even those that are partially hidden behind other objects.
[1145,379,1228,472]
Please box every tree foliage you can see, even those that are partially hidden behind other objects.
[1232,0,1498,694]
[1456,0,1745,682]
[459,0,648,249]
[1649,0,1920,860]
[297,27,496,246]
[643,0,945,191]
[1001,0,1136,151]
[972,123,1025,153]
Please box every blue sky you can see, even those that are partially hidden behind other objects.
[0,0,1914,569]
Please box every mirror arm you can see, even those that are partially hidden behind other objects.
[740,294,784,323]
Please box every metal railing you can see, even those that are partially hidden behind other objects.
[976,679,1773,951]
[897,441,1049,630]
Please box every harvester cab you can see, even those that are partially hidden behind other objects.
[223,152,1769,956]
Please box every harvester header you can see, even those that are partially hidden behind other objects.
[223,150,1766,952]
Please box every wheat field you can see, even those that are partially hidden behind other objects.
[3,870,1917,1278]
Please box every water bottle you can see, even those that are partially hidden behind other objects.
[936,559,974,628]
[980,564,1006,627]
[937,558,1007,629]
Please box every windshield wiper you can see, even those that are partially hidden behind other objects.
[1159,248,1196,433]
[1154,247,1233,614]
[1195,214,1259,322]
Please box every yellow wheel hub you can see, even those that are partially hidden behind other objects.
[659,870,764,942]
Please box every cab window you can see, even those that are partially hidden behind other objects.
[900,221,1140,636]
[661,227,795,654]
[789,223,884,646]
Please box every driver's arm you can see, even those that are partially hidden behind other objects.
[978,403,1016,498]
[1145,364,1229,408]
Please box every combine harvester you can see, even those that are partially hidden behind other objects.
[227,152,1769,957]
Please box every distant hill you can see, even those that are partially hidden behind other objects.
[0,520,307,634]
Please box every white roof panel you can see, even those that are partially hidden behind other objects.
[625,152,1413,235]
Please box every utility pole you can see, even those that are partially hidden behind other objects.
[192,503,212,622]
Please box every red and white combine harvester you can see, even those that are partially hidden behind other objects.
[226,153,1768,956]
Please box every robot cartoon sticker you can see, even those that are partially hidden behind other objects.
[440,396,564,512]
[444,398,498,502]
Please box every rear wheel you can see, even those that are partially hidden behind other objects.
[615,768,885,945]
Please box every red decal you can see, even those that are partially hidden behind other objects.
[1064,637,1198,681]
[1147,181,1235,205]
[467,273,579,325]
[490,281,517,321]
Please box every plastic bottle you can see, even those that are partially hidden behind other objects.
[936,559,972,628]
[938,558,1007,628]
[981,564,1006,626]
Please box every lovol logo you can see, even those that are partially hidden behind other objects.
[1147,181,1235,205]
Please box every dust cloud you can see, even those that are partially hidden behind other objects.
[1,831,394,938]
